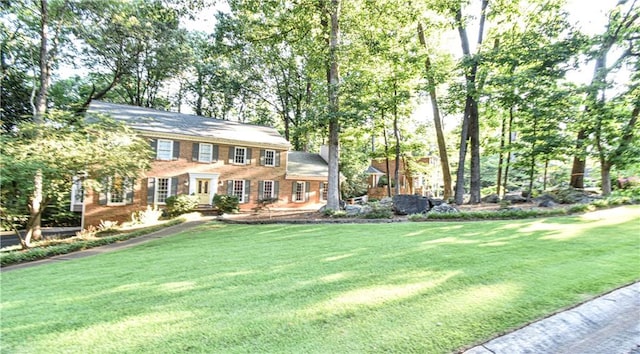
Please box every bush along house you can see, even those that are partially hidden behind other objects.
[81,101,329,227]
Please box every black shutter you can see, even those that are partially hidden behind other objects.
[150,139,157,159]
[172,141,180,160]
[246,148,252,165]
[125,179,134,204]
[244,180,251,203]
[212,145,219,162]
[260,149,265,166]
[99,179,108,205]
[275,151,280,167]
[291,181,296,201]
[258,181,264,200]
[228,146,235,164]
[305,181,310,202]
[171,177,179,196]
[192,143,200,161]
[147,177,155,204]
[274,181,279,199]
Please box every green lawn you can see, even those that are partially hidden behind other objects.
[2,206,639,353]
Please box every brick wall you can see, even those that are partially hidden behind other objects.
[84,138,327,227]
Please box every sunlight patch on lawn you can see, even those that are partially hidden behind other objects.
[444,282,521,315]
[303,271,460,316]
[159,281,196,292]
[480,241,508,247]
[323,253,355,262]
[320,272,356,283]
[422,237,478,245]
[30,311,195,353]
[520,207,640,241]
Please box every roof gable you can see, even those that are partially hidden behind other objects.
[88,101,291,149]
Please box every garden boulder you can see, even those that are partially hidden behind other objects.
[392,195,430,215]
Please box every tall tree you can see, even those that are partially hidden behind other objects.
[417,22,453,200]
[570,0,639,189]
[452,0,489,205]
[325,0,341,210]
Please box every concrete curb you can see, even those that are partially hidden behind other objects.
[463,282,640,354]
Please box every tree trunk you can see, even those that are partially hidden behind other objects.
[503,106,515,193]
[570,129,587,189]
[326,0,341,210]
[28,0,51,243]
[417,23,453,200]
[496,113,507,196]
[393,82,401,196]
[600,162,613,196]
[453,0,488,205]
[382,119,392,198]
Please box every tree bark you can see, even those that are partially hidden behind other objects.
[453,0,488,205]
[393,81,401,196]
[326,0,341,210]
[28,0,52,242]
[417,23,453,200]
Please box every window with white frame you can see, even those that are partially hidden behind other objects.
[156,177,170,204]
[264,150,275,166]
[199,143,213,163]
[262,180,274,200]
[71,177,84,205]
[157,139,173,160]
[232,180,246,202]
[107,177,129,205]
[294,181,305,202]
[320,182,328,201]
[234,147,246,164]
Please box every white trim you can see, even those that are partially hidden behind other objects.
[157,139,173,160]
[106,177,130,206]
[293,181,306,203]
[234,147,247,165]
[262,180,275,200]
[188,173,220,205]
[199,143,213,163]
[70,177,84,211]
[231,180,246,203]
[138,132,291,150]
[264,149,276,167]
[155,177,171,205]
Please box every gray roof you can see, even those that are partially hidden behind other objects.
[286,151,328,178]
[88,101,291,149]
[365,165,385,175]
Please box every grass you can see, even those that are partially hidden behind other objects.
[1,206,639,353]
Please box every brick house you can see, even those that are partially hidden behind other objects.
[80,101,329,227]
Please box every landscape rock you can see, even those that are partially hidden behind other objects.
[345,205,363,216]
[538,200,557,208]
[379,197,393,208]
[429,198,444,206]
[392,195,430,215]
[430,203,459,214]
[503,193,528,204]
[482,193,500,203]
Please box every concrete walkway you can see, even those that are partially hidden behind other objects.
[464,282,640,354]
[1,216,216,272]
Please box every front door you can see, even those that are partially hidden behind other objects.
[196,179,210,204]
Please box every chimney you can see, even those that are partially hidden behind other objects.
[320,145,329,163]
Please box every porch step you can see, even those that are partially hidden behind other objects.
[195,205,222,216]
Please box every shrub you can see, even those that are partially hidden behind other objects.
[165,195,198,217]
[212,195,240,214]
[131,205,164,225]
[1,218,185,267]
[362,201,393,219]
[568,204,595,213]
